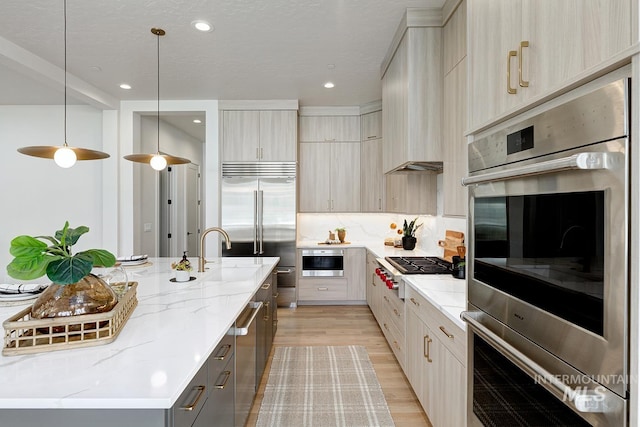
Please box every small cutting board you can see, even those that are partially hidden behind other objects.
[438,230,465,262]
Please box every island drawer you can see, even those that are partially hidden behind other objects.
[170,361,208,426]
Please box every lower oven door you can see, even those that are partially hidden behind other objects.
[463,310,627,427]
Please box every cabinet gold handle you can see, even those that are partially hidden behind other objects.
[519,41,529,87]
[180,385,206,411]
[383,322,389,331]
[410,297,420,306]
[393,308,399,317]
[384,295,389,302]
[215,371,232,389]
[213,344,232,360]
[439,325,454,339]
[367,135,377,139]
[393,340,400,350]
[261,283,271,290]
[260,147,264,159]
[507,50,517,94]
[318,287,328,291]
[256,147,260,159]
[264,301,270,321]
[423,335,433,363]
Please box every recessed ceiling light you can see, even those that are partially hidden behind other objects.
[119,83,132,90]
[192,20,213,32]
[324,82,335,89]
[193,119,202,124]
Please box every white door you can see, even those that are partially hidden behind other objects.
[185,163,200,257]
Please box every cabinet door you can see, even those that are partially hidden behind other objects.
[523,0,632,100]
[330,142,361,212]
[259,110,297,161]
[405,308,428,408]
[430,336,466,427]
[382,35,407,173]
[298,143,331,212]
[385,174,406,213]
[299,116,360,142]
[360,111,382,141]
[346,248,366,301]
[360,138,384,212]
[222,111,260,162]
[442,57,468,217]
[468,0,523,129]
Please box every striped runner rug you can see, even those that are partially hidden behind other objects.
[256,345,395,427]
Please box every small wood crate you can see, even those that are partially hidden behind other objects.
[2,282,138,356]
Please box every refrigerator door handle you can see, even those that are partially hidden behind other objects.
[258,190,264,254]
[253,190,258,254]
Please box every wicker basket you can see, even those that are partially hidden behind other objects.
[2,282,138,356]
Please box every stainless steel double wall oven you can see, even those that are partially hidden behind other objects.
[462,77,630,426]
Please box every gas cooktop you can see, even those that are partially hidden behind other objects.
[385,256,452,274]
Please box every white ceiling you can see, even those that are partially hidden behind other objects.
[0,0,445,110]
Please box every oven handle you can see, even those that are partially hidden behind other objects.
[461,152,610,186]
[461,311,608,414]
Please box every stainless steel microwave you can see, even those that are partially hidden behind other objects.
[301,249,344,277]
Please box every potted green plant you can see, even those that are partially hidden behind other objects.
[171,252,193,282]
[402,218,422,250]
[335,227,346,243]
[6,221,118,318]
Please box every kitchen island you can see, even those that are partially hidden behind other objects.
[0,257,279,426]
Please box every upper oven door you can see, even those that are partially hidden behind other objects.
[465,137,629,398]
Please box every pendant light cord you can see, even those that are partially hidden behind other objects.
[63,0,68,147]
[156,29,160,155]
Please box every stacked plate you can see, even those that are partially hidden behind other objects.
[0,283,48,304]
[116,254,149,267]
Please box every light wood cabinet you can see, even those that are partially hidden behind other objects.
[298,141,361,212]
[468,0,632,129]
[442,2,468,217]
[385,173,437,214]
[405,286,466,427]
[381,22,442,173]
[298,116,360,142]
[297,248,366,303]
[221,110,297,162]
[360,110,384,212]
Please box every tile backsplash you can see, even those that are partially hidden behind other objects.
[297,213,466,254]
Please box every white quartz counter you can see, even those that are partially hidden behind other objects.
[300,241,467,330]
[0,257,279,409]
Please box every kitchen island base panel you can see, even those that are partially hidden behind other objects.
[0,409,164,427]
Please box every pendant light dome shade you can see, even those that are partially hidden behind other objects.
[17,0,110,166]
[123,28,190,170]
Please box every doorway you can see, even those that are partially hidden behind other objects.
[159,162,202,258]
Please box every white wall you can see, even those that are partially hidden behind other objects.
[0,105,106,278]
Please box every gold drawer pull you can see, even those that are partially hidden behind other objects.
[507,50,517,94]
[519,40,529,87]
[383,323,390,331]
[393,340,400,350]
[181,385,206,411]
[383,295,389,302]
[393,308,400,317]
[261,283,271,290]
[318,287,328,291]
[424,335,433,363]
[439,325,454,339]
[410,297,419,306]
[213,344,232,360]
[215,371,232,389]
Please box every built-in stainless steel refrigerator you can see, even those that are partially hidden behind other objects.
[221,162,296,307]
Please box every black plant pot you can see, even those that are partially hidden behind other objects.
[402,236,417,250]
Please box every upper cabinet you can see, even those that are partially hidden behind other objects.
[442,1,468,217]
[221,109,297,162]
[381,9,443,173]
[360,110,384,212]
[299,116,360,142]
[468,0,632,130]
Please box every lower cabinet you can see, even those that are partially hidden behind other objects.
[405,286,466,427]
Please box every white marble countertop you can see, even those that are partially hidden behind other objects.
[0,257,279,409]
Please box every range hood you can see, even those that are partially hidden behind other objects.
[387,160,443,173]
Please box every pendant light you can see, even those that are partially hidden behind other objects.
[17,0,110,168]
[124,28,190,171]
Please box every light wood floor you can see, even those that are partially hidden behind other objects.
[246,305,433,427]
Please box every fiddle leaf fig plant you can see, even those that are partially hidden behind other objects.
[7,221,116,285]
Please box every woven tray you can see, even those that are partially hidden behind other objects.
[2,282,138,356]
